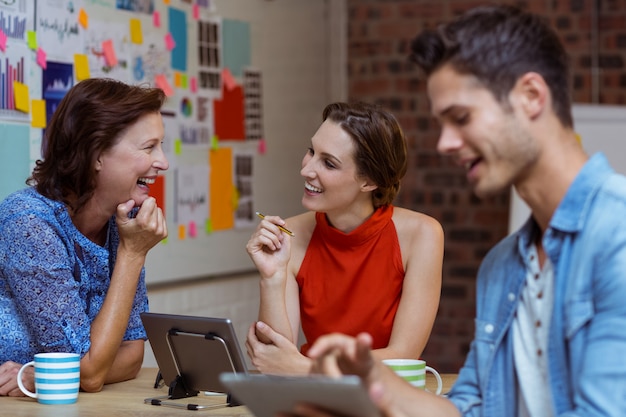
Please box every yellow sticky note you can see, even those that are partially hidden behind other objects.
[211,135,219,150]
[31,99,46,128]
[205,219,213,234]
[13,81,29,113]
[78,8,88,29]
[181,74,188,89]
[27,31,36,49]
[130,18,143,44]
[174,138,182,154]
[74,54,90,81]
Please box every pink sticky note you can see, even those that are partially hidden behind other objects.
[258,138,267,154]
[221,67,237,91]
[36,48,47,69]
[152,10,161,27]
[102,39,117,67]
[155,74,174,97]
[193,4,200,20]
[0,30,7,52]
[164,32,176,51]
[188,221,197,238]
[190,76,197,93]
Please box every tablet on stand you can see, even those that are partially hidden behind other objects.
[141,312,248,410]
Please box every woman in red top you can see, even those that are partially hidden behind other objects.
[246,102,443,375]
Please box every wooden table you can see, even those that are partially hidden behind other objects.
[1,368,457,416]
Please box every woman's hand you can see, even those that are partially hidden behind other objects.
[115,197,168,258]
[246,215,292,279]
[0,361,33,397]
[246,321,312,375]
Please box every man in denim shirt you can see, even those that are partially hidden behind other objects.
[289,4,626,417]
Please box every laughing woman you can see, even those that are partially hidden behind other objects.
[0,78,169,395]
[246,102,443,375]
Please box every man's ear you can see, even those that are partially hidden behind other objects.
[514,72,548,120]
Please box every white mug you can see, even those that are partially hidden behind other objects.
[17,352,81,404]
[382,359,442,395]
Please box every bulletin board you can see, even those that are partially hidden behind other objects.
[0,0,346,284]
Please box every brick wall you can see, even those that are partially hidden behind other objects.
[347,0,626,372]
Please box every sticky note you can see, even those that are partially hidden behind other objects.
[221,67,237,91]
[13,81,29,113]
[258,138,267,154]
[174,71,181,87]
[27,31,37,49]
[78,8,88,29]
[193,4,200,20]
[181,74,188,89]
[102,39,117,67]
[153,11,161,27]
[130,18,143,44]
[188,221,197,237]
[0,30,7,52]
[155,74,173,97]
[36,48,47,69]
[74,54,90,81]
[190,77,197,93]
[163,0,170,4]
[164,32,176,51]
[211,135,219,150]
[178,224,186,240]
[174,138,182,154]
[232,186,240,210]
[205,219,213,234]
[31,99,46,128]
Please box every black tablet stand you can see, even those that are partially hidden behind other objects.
[145,328,242,411]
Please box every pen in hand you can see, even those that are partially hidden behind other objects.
[255,212,295,237]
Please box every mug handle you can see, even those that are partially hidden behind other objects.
[17,361,37,398]
[425,365,443,395]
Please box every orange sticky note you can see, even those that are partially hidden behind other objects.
[178,224,186,240]
[209,147,235,230]
[74,54,90,81]
[102,39,117,67]
[163,0,170,4]
[152,10,161,27]
[78,8,88,29]
[130,18,143,44]
[31,99,46,128]
[174,71,181,87]
[155,74,173,96]
[13,81,29,113]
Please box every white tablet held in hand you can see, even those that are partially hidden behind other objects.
[219,372,381,417]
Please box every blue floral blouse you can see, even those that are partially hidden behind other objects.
[0,187,148,364]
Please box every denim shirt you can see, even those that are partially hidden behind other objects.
[448,153,626,416]
[0,187,148,364]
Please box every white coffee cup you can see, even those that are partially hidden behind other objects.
[382,359,442,395]
[17,352,81,404]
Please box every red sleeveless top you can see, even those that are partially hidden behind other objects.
[296,205,404,355]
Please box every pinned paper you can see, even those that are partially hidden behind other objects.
[153,10,161,27]
[221,67,237,91]
[155,74,173,97]
[102,39,117,67]
[36,48,47,69]
[188,221,197,237]
[13,81,29,113]
[74,54,90,81]
[31,99,46,128]
[258,138,267,154]
[178,224,186,240]
[78,8,88,29]
[0,30,7,52]
[130,18,143,44]
[27,31,37,50]
[164,32,175,51]
[190,76,197,93]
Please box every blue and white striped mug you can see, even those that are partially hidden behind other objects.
[17,352,80,404]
